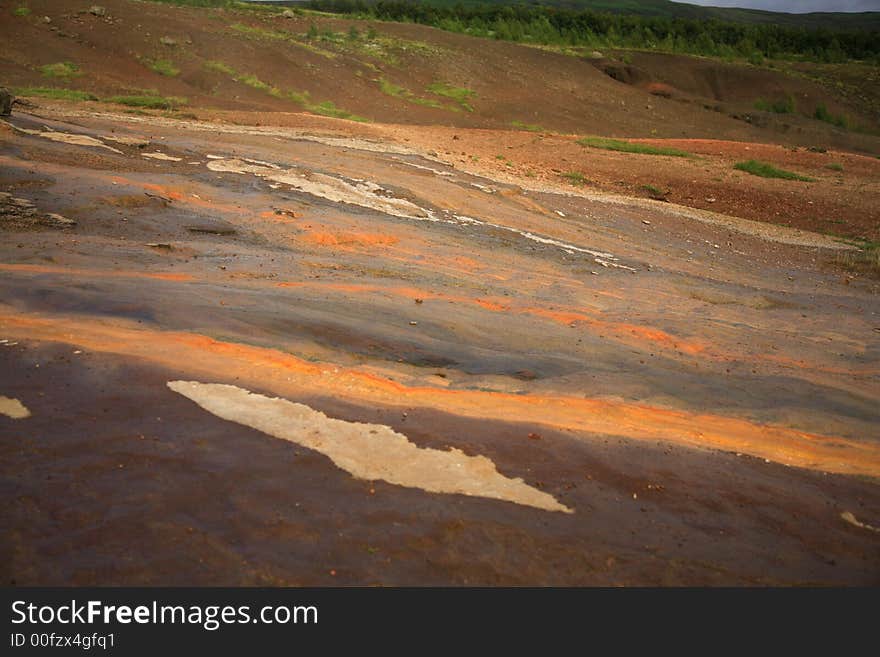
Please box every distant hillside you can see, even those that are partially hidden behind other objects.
[254,0,880,32]
[302,0,880,63]
[497,1,880,31]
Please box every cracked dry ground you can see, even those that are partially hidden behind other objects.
[1,110,878,586]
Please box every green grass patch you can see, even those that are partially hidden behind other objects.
[833,239,880,278]
[231,22,337,58]
[825,162,844,171]
[309,99,368,121]
[733,160,815,181]
[40,62,81,79]
[106,94,187,110]
[13,6,30,17]
[641,184,667,199]
[204,60,235,75]
[577,136,690,157]
[378,78,443,109]
[426,82,474,112]
[561,171,589,185]
[202,60,366,121]
[238,73,273,92]
[814,103,849,129]
[147,59,180,77]
[510,120,545,132]
[754,95,795,114]
[15,87,97,101]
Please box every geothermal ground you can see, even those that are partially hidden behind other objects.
[1,103,878,586]
[1,0,879,586]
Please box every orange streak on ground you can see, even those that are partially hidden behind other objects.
[0,263,193,282]
[109,176,245,215]
[303,231,400,248]
[2,265,868,376]
[276,281,510,311]
[1,309,877,478]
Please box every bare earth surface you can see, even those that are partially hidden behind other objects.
[1,0,879,586]
[1,104,878,586]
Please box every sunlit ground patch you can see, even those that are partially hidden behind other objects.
[167,381,571,513]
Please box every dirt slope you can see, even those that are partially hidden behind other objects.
[2,0,878,154]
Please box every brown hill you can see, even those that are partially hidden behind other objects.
[3,0,878,155]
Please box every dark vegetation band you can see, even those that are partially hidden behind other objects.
[301,0,880,63]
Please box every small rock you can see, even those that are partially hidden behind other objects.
[159,36,177,47]
[89,6,106,17]
[528,432,541,440]
[409,321,418,326]
[642,220,651,225]
[414,298,423,304]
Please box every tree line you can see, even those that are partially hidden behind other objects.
[304,0,880,63]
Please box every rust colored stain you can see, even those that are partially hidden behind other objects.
[1,308,877,478]
[0,263,194,282]
[276,281,510,312]
[302,231,400,248]
[0,264,865,377]
[109,176,245,215]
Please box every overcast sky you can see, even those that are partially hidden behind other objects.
[684,0,880,12]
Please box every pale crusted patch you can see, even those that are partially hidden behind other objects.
[10,125,123,153]
[142,152,182,162]
[840,511,880,533]
[168,381,571,513]
[207,158,432,220]
[0,396,31,419]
